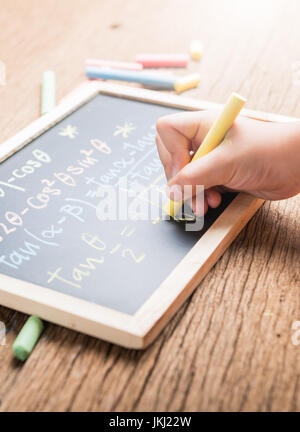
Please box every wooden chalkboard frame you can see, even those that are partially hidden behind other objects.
[0,81,297,349]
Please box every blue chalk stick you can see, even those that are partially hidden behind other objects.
[85,66,176,89]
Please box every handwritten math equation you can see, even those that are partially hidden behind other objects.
[0,118,173,297]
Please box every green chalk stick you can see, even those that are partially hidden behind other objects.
[12,316,44,361]
[41,70,56,115]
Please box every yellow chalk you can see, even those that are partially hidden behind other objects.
[164,198,182,220]
[174,73,200,93]
[164,92,246,218]
[190,40,203,61]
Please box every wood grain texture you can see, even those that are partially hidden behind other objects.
[0,0,299,412]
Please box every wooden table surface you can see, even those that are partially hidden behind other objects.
[0,0,299,412]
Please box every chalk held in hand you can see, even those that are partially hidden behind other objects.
[85,58,143,71]
[136,53,189,68]
[164,92,247,218]
[41,70,56,115]
[190,40,203,61]
[86,65,176,89]
[12,315,44,361]
[174,73,201,93]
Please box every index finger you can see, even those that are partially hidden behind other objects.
[155,111,216,179]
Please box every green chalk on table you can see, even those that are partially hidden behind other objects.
[41,70,56,115]
[12,316,44,361]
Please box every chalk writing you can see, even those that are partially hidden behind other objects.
[0,93,234,314]
[59,125,78,139]
[114,122,136,138]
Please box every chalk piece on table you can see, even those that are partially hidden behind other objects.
[85,58,143,71]
[136,53,189,68]
[189,40,203,61]
[174,73,201,93]
[12,316,44,361]
[164,92,246,218]
[41,70,56,115]
[86,66,176,89]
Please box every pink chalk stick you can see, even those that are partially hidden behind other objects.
[136,54,189,68]
[85,59,143,71]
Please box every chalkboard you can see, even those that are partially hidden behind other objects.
[0,82,263,348]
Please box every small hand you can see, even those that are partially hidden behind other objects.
[156,111,300,215]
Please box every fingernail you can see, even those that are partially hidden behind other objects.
[166,185,183,202]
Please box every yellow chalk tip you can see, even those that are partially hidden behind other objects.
[190,40,203,61]
[231,92,247,104]
[164,199,183,218]
[174,73,201,93]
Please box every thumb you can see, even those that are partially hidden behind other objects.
[167,147,232,202]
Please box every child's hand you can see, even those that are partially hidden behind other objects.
[156,111,300,215]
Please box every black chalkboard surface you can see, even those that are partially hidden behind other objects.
[0,83,262,347]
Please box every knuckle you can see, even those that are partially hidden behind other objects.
[156,116,171,134]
